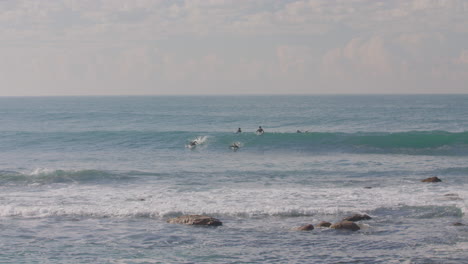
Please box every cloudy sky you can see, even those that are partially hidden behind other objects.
[1,0,467,96]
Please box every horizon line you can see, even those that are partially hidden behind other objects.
[1,93,468,98]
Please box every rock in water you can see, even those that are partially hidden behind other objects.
[421,176,442,183]
[443,193,462,201]
[293,224,314,231]
[343,214,372,222]
[316,221,332,228]
[330,221,360,231]
[167,215,222,226]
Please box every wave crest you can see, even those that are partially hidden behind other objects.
[0,169,135,185]
[216,130,468,155]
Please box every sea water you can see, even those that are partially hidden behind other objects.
[1,95,468,263]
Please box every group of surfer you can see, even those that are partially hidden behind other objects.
[189,138,241,151]
[237,126,307,134]
[189,126,265,150]
[190,126,310,150]
[230,126,263,151]
[236,126,264,134]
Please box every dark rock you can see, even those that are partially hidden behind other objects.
[343,214,372,222]
[293,224,314,231]
[443,193,462,201]
[421,176,442,183]
[330,221,360,231]
[167,215,222,226]
[316,221,332,228]
[453,222,465,226]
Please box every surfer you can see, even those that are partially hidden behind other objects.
[236,128,242,133]
[256,126,264,134]
[229,142,240,151]
[189,141,198,147]
[297,130,302,133]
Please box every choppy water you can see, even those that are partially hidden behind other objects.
[1,95,468,263]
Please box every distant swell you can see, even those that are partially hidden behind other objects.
[216,130,468,155]
[2,130,467,155]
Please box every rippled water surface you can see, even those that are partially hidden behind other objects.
[1,95,468,263]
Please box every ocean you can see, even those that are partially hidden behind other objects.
[1,95,467,263]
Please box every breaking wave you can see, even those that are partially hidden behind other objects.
[2,130,467,155]
[214,130,468,155]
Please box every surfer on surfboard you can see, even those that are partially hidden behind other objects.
[229,142,240,151]
[236,128,242,133]
[186,136,208,149]
[256,126,264,135]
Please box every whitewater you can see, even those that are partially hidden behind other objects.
[1,95,468,263]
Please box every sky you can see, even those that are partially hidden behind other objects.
[1,0,468,96]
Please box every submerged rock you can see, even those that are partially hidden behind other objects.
[293,224,314,231]
[343,214,372,222]
[167,215,222,226]
[421,176,442,183]
[316,221,332,228]
[330,221,360,231]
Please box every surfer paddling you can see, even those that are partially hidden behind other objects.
[229,142,240,151]
[236,128,242,133]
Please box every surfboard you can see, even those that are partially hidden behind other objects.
[229,142,241,150]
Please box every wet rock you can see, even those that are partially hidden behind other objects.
[443,193,462,201]
[421,176,442,183]
[316,221,332,228]
[343,214,372,222]
[330,221,360,231]
[167,215,222,226]
[293,224,314,231]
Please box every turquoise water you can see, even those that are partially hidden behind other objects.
[1,95,468,263]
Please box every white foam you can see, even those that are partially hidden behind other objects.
[1,181,466,219]
[29,168,55,176]
[185,136,208,148]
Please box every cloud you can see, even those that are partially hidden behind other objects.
[276,45,310,75]
[0,0,467,95]
[2,0,468,40]
[455,50,468,65]
[322,36,404,79]
[320,33,468,93]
